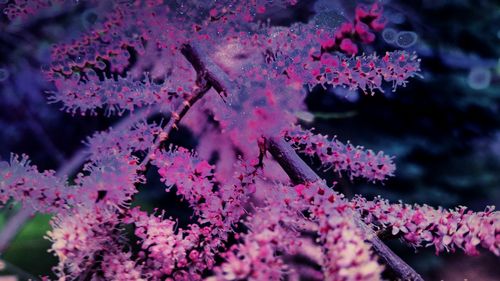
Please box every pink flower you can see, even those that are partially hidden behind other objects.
[285,126,395,182]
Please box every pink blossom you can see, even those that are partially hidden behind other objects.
[2,1,495,281]
[0,154,75,213]
[285,126,395,182]
[351,196,500,256]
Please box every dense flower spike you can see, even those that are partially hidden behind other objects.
[290,182,384,280]
[0,154,73,213]
[270,49,421,93]
[125,208,218,280]
[0,152,142,213]
[75,156,143,207]
[85,121,161,161]
[102,251,145,281]
[322,215,383,281]
[46,206,120,278]
[214,205,301,281]
[351,196,500,256]
[285,126,395,182]
[152,148,252,236]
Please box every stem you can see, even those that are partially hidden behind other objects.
[267,137,424,281]
[180,43,424,281]
[267,137,321,183]
[139,53,212,168]
[180,43,237,100]
[0,258,40,280]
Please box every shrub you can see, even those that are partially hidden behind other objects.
[0,1,497,280]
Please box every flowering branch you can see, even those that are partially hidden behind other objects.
[284,126,395,182]
[267,137,424,281]
[351,196,500,256]
[179,43,424,281]
[3,2,495,280]
[139,77,211,168]
[0,105,158,254]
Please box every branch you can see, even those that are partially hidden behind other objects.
[139,61,211,168]
[180,43,237,100]
[267,137,321,183]
[180,43,424,281]
[0,258,40,280]
[267,137,424,281]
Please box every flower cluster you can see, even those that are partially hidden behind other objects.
[285,126,395,182]
[46,206,120,278]
[152,148,252,235]
[85,120,161,161]
[291,182,384,280]
[44,0,200,115]
[322,215,383,281]
[351,196,500,256]
[43,0,299,116]
[322,3,386,55]
[0,154,73,213]
[276,49,421,93]
[214,205,300,280]
[125,208,218,280]
[1,1,498,281]
[102,251,145,281]
[0,149,143,214]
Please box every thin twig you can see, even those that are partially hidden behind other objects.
[139,49,212,168]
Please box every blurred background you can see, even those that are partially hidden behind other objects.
[0,0,499,280]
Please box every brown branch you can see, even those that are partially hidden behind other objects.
[158,78,211,141]
[267,137,424,281]
[139,51,212,168]
[267,137,321,183]
[180,43,238,101]
[180,43,424,281]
